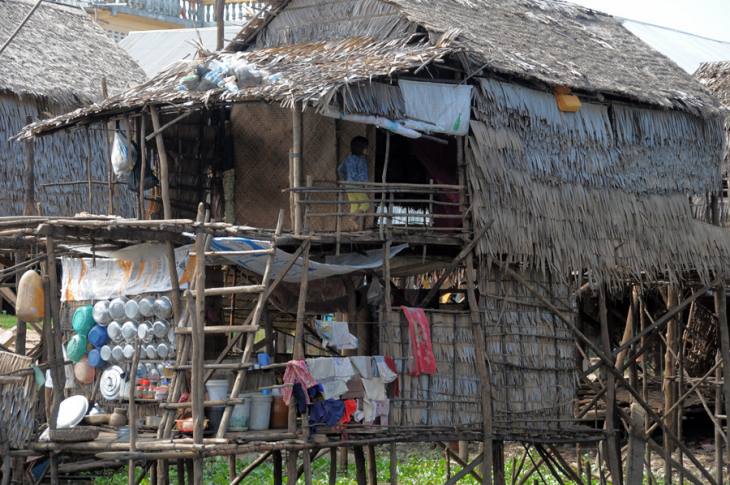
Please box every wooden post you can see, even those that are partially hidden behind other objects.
[46,237,64,434]
[715,351,723,485]
[599,285,622,485]
[640,293,651,479]
[354,446,367,485]
[14,249,26,356]
[465,253,493,485]
[23,115,35,216]
[715,285,730,480]
[215,0,224,50]
[86,127,94,212]
[192,203,206,485]
[128,340,141,485]
[493,441,505,485]
[329,447,337,485]
[150,106,173,219]
[291,102,303,235]
[389,443,397,485]
[627,403,647,485]
[273,450,283,485]
[139,113,147,219]
[664,286,678,483]
[366,445,377,485]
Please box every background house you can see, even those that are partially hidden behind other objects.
[0,0,144,217]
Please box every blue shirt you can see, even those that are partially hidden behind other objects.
[337,154,368,182]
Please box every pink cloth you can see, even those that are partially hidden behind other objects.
[282,360,317,405]
[401,306,437,376]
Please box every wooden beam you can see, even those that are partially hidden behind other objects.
[600,285,623,485]
[192,203,206,485]
[150,106,173,219]
[291,102,303,235]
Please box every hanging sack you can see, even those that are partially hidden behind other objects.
[16,270,44,322]
[111,129,136,178]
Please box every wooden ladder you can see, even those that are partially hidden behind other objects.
[155,209,283,444]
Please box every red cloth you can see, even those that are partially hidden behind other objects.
[340,399,357,424]
[282,360,317,405]
[401,306,437,376]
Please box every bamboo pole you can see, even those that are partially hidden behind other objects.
[354,446,367,485]
[292,102,303,235]
[128,340,142,485]
[150,106,172,219]
[192,203,206,485]
[139,113,147,218]
[46,237,63,434]
[716,351,723,485]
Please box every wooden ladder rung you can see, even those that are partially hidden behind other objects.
[204,285,265,296]
[175,325,257,334]
[174,362,286,371]
[202,249,274,257]
[159,398,248,409]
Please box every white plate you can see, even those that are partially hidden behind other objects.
[56,395,89,429]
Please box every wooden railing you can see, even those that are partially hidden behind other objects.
[290,181,466,239]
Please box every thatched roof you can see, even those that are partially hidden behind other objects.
[0,0,145,105]
[17,34,452,138]
[696,62,730,107]
[232,0,721,115]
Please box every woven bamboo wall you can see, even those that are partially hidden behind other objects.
[231,102,366,231]
[480,269,577,434]
[0,351,37,448]
[0,94,136,217]
[380,309,481,427]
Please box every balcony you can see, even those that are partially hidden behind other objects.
[90,0,268,28]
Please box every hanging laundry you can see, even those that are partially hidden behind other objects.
[282,360,318,405]
[340,399,357,424]
[314,320,359,350]
[384,356,400,398]
[350,356,374,378]
[374,356,397,383]
[363,398,390,424]
[361,377,387,401]
[309,399,346,429]
[306,357,335,381]
[401,306,437,376]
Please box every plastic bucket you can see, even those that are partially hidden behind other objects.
[206,406,225,435]
[229,394,252,431]
[205,379,229,401]
[249,394,272,431]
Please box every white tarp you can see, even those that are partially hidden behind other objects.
[60,243,194,302]
[210,237,407,283]
[399,80,473,136]
[61,239,407,301]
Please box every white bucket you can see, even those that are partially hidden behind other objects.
[229,394,253,431]
[249,394,272,431]
[205,379,229,401]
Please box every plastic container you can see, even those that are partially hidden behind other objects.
[249,394,272,431]
[88,325,109,348]
[207,406,225,435]
[229,394,252,431]
[72,306,96,336]
[16,270,44,322]
[270,396,288,429]
[66,334,88,363]
[205,379,229,401]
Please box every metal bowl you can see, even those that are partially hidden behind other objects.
[92,300,112,325]
[153,297,172,319]
[138,297,155,317]
[108,298,127,321]
[124,299,141,321]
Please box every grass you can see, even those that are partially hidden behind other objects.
[0,312,16,329]
[91,448,601,485]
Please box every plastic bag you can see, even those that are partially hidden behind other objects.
[111,129,136,178]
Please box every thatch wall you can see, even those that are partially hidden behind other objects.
[231,102,366,231]
[467,77,729,283]
[0,95,135,216]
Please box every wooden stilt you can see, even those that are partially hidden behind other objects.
[177,459,186,485]
[627,403,647,485]
[664,286,678,484]
[366,445,377,485]
[599,285,622,485]
[149,106,173,220]
[354,446,367,485]
[715,284,730,480]
[493,441,505,485]
[389,443,397,485]
[715,351,723,485]
[329,447,337,485]
[287,451,298,485]
[49,453,58,485]
[273,450,283,485]
[228,455,236,482]
[45,237,63,434]
[192,203,206,485]
[466,252,493,485]
[338,447,348,474]
[292,102,303,235]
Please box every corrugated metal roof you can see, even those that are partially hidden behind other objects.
[623,19,730,74]
[119,26,242,77]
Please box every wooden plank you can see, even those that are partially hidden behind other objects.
[175,325,257,334]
